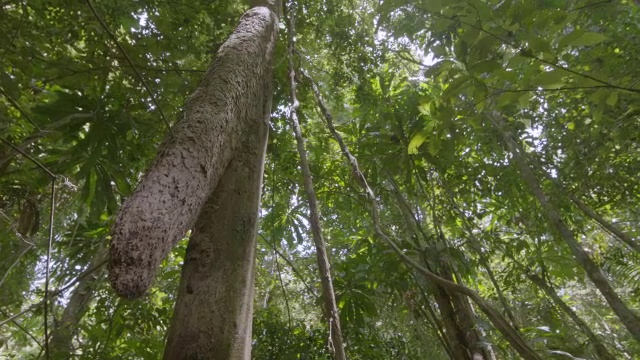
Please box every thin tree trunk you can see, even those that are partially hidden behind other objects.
[108,0,280,300]
[489,113,640,342]
[517,143,640,253]
[438,183,521,331]
[434,287,470,360]
[50,245,107,359]
[480,260,519,330]
[285,7,347,358]
[388,179,494,360]
[411,272,453,357]
[527,274,617,360]
[567,194,640,253]
[448,280,492,360]
[391,173,496,359]
[304,72,542,360]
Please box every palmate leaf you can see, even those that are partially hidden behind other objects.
[604,246,640,291]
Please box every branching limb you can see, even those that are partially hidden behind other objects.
[302,70,543,360]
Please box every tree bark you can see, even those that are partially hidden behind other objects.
[108,1,279,300]
[163,123,268,359]
[489,113,640,342]
[160,1,279,358]
[285,7,347,358]
[433,286,472,360]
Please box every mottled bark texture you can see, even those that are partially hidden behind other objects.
[163,122,268,359]
[108,4,279,299]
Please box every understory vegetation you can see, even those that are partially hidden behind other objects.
[1,0,639,358]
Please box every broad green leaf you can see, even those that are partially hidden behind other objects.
[518,93,531,108]
[606,91,619,107]
[535,70,564,88]
[469,60,502,75]
[524,34,554,57]
[408,131,428,154]
[559,31,607,47]
[422,0,443,12]
[428,135,441,156]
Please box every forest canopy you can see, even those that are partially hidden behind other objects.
[1,0,639,358]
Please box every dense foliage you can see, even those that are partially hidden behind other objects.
[1,0,639,358]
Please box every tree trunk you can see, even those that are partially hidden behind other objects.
[304,72,542,360]
[388,175,495,360]
[434,286,471,360]
[163,123,268,359]
[489,113,640,342]
[108,0,279,300]
[568,193,640,253]
[161,1,279,358]
[285,6,347,358]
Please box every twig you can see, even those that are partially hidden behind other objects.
[85,0,174,137]
[0,88,41,130]
[302,69,542,360]
[0,258,107,329]
[0,308,43,349]
[0,244,33,289]
[0,137,56,178]
[259,233,318,299]
[43,179,56,359]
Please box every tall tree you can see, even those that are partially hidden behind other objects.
[284,4,347,358]
[1,0,639,358]
[105,0,281,357]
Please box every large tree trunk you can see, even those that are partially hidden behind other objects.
[108,0,279,300]
[161,1,279,358]
[163,123,268,359]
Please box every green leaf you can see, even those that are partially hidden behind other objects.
[428,135,441,156]
[408,131,428,154]
[518,93,531,108]
[535,70,564,88]
[422,0,443,12]
[559,31,607,47]
[469,60,502,75]
[524,34,554,56]
[606,91,619,107]
[0,72,20,99]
